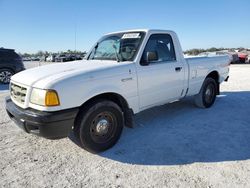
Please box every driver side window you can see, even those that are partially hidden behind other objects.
[141,34,176,64]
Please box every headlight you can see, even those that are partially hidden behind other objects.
[30,88,60,106]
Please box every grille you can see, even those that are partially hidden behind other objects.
[10,83,27,104]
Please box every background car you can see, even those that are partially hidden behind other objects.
[0,48,25,84]
[247,55,250,64]
[238,53,248,63]
[229,52,240,64]
[55,54,70,62]
[46,54,56,62]
[68,54,82,61]
[22,57,32,61]
[55,54,82,62]
[31,57,40,61]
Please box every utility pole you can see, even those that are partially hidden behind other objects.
[74,22,77,60]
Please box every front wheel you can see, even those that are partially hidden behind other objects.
[194,77,217,108]
[74,100,124,153]
[0,69,14,84]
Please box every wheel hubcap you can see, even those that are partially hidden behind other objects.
[96,119,109,134]
[90,112,116,144]
[205,84,215,104]
[0,71,12,84]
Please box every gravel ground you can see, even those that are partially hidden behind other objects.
[0,63,250,187]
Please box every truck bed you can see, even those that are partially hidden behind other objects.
[185,55,230,96]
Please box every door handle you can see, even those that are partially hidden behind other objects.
[121,77,133,82]
[175,67,182,72]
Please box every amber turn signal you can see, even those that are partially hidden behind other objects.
[45,90,60,106]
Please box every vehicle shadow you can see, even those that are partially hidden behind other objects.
[98,91,250,165]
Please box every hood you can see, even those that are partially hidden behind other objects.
[11,60,125,88]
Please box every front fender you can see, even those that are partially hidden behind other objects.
[53,74,139,113]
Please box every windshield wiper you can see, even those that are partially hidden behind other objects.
[112,44,120,62]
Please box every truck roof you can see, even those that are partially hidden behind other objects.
[105,29,176,36]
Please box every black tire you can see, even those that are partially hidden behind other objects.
[194,77,217,108]
[0,68,14,84]
[74,100,124,153]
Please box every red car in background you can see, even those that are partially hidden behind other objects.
[238,53,248,63]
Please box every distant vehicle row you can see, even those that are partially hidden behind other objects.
[198,51,249,64]
[54,54,82,62]
[22,53,86,62]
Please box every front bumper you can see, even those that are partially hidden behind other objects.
[5,97,79,139]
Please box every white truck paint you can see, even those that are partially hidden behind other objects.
[10,29,229,113]
[6,29,230,152]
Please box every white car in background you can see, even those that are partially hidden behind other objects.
[46,55,55,62]
[247,55,250,63]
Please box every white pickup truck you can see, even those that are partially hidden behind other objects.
[5,29,230,153]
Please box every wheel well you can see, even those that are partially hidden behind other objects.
[206,71,219,83]
[206,71,220,94]
[0,67,15,73]
[80,93,129,112]
[77,93,133,128]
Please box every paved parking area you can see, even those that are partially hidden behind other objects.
[0,64,250,187]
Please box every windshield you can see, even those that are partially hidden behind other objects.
[88,32,145,62]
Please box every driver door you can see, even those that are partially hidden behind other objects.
[136,34,185,110]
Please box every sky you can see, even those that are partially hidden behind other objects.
[0,0,250,53]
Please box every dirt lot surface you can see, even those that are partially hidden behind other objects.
[0,63,250,187]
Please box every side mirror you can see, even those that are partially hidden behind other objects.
[140,51,158,66]
[147,51,158,62]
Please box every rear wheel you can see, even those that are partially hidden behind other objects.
[74,100,124,153]
[0,69,14,84]
[195,77,217,108]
